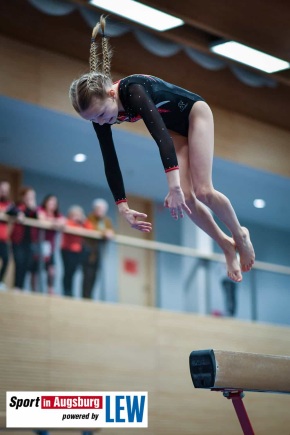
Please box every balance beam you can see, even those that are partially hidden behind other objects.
[189,349,290,393]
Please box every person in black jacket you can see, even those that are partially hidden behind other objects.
[7,187,38,290]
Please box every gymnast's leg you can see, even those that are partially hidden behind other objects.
[187,101,255,272]
[172,133,242,282]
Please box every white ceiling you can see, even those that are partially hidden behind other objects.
[1,95,290,232]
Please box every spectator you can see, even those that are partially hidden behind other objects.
[0,181,12,290]
[82,198,114,299]
[7,187,38,290]
[61,205,85,297]
[30,194,65,294]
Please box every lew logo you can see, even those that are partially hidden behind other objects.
[105,395,146,423]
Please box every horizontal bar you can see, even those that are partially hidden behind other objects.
[189,349,290,393]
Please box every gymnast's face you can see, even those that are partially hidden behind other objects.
[80,90,119,125]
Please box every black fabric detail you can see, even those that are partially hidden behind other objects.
[124,83,179,170]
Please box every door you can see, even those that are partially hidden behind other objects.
[0,163,22,201]
[118,195,155,307]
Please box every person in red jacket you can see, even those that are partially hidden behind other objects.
[0,181,12,289]
[7,187,38,290]
[60,205,86,297]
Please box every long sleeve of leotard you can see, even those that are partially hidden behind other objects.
[92,122,127,203]
[124,83,179,171]
[92,83,179,204]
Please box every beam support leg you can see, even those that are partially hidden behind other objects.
[221,390,255,435]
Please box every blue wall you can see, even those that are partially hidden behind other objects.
[22,169,290,327]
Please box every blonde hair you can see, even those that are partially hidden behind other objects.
[69,15,113,113]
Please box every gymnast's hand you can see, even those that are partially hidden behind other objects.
[164,186,191,220]
[118,203,152,232]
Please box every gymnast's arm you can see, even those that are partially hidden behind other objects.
[92,122,152,232]
[126,83,191,216]
[126,83,179,172]
[92,122,126,204]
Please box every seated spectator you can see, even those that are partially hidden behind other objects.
[7,187,38,290]
[30,194,65,295]
[82,199,115,299]
[61,205,86,297]
[0,181,12,290]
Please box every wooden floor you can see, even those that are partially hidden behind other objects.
[1,292,290,435]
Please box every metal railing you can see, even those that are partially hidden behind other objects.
[1,213,290,325]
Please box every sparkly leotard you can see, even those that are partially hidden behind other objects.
[93,74,205,203]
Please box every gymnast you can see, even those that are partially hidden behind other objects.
[69,16,255,282]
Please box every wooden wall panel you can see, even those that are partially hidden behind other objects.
[38,50,86,115]
[214,107,290,177]
[0,36,40,105]
[1,34,290,178]
[0,292,290,434]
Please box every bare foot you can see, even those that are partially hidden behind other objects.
[223,238,243,282]
[235,227,255,272]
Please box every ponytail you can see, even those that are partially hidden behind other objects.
[89,15,112,79]
[69,15,113,113]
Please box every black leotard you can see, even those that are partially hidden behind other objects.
[93,74,205,203]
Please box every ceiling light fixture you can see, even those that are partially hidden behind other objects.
[74,153,87,163]
[253,199,266,209]
[89,0,184,31]
[210,41,290,73]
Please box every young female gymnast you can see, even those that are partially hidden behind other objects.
[69,16,255,282]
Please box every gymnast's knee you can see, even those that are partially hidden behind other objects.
[184,191,197,206]
[195,186,215,206]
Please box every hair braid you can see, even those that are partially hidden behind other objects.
[89,22,101,75]
[102,36,112,77]
[69,15,113,113]
[100,16,112,78]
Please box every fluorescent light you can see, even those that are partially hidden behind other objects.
[89,0,184,31]
[210,41,290,73]
[74,153,87,163]
[253,199,266,209]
